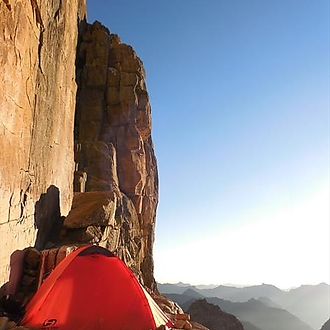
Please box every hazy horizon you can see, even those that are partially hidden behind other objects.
[157,280,330,291]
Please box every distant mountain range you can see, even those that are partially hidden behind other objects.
[157,282,330,330]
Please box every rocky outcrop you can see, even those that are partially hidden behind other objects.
[0,0,86,284]
[71,21,159,290]
[188,299,245,330]
[1,2,158,292]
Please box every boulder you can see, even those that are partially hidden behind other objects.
[64,192,117,229]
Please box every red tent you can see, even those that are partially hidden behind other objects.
[20,245,173,330]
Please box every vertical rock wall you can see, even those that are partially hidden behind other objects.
[0,0,86,285]
[0,4,159,292]
[73,22,159,290]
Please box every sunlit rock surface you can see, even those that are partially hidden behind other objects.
[72,21,159,290]
[1,3,158,291]
[0,0,86,284]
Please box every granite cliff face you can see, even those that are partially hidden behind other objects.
[66,21,159,290]
[0,0,86,284]
[0,1,158,291]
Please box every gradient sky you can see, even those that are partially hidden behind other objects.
[87,0,330,289]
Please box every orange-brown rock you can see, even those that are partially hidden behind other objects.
[174,319,193,330]
[37,246,78,286]
[176,313,191,321]
[0,0,87,285]
[73,21,159,290]
[0,2,159,294]
[63,192,117,229]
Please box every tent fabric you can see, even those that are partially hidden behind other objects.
[20,245,172,330]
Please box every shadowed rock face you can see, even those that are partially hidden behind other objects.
[0,0,86,285]
[188,299,245,330]
[71,21,159,290]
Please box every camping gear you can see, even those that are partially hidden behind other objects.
[20,245,172,330]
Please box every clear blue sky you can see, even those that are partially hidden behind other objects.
[87,1,329,289]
